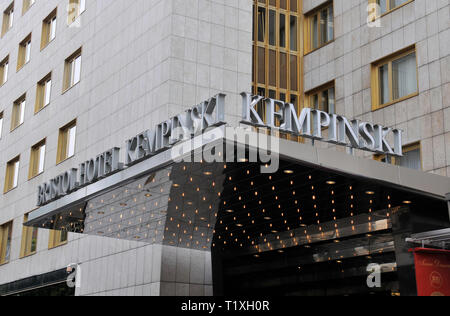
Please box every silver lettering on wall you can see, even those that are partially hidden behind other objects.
[125,93,226,166]
[36,92,404,207]
[37,148,122,206]
[240,92,403,156]
[36,94,226,207]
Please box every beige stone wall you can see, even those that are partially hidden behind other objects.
[303,0,450,176]
[0,0,251,295]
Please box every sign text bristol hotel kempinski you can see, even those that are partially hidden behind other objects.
[37,92,404,206]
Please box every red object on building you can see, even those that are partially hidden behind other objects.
[410,248,450,296]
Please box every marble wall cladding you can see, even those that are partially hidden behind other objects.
[0,0,250,296]
[303,0,449,176]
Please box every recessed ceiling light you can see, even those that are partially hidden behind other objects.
[264,217,272,220]
[326,181,336,185]
[239,158,248,163]
[284,170,294,174]
[203,171,213,176]
[173,184,180,188]
[271,230,278,234]
[366,191,375,195]
[403,200,412,204]
[225,209,234,213]
[254,254,260,258]
[277,250,284,253]
[236,224,243,227]
[145,193,152,198]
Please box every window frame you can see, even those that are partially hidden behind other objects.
[41,8,57,50]
[0,55,9,86]
[11,93,26,131]
[10,93,27,132]
[369,0,414,18]
[304,1,334,55]
[56,120,77,164]
[1,2,14,37]
[305,81,336,114]
[0,221,13,265]
[28,139,46,179]
[371,46,418,111]
[0,112,3,139]
[4,155,20,193]
[17,33,32,71]
[68,0,86,25]
[22,0,35,15]
[48,214,68,249]
[35,72,52,113]
[63,48,82,92]
[20,213,38,258]
[374,142,422,170]
[48,229,68,249]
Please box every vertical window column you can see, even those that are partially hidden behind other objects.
[253,0,303,124]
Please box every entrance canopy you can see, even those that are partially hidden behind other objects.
[26,126,450,252]
[407,229,450,250]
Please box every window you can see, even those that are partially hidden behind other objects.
[22,0,35,14]
[48,215,68,249]
[11,94,26,131]
[4,156,20,193]
[29,139,46,179]
[370,0,413,16]
[17,33,32,70]
[0,112,3,138]
[0,221,13,264]
[374,143,421,170]
[395,143,421,170]
[68,0,85,24]
[63,48,81,91]
[1,2,14,37]
[35,73,52,112]
[0,55,9,85]
[306,82,335,114]
[57,120,76,164]
[20,214,38,258]
[305,2,333,53]
[41,9,57,49]
[371,46,418,110]
[253,0,302,125]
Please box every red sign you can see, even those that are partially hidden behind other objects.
[410,248,450,296]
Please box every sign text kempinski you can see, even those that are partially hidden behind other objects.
[241,92,403,157]
[37,92,403,206]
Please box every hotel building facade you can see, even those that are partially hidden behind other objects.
[0,0,449,296]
